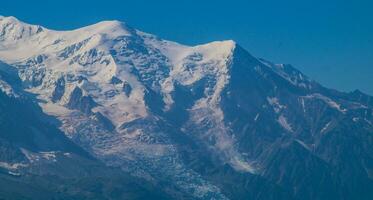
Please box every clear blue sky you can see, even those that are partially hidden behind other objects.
[1,0,372,94]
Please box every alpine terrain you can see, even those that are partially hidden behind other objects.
[0,16,372,200]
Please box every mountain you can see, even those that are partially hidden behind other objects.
[0,16,372,199]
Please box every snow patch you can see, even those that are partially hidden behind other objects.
[303,93,347,113]
[0,79,18,97]
[267,97,286,113]
[0,162,28,170]
[295,139,311,151]
[277,115,293,132]
[321,121,332,134]
[21,149,58,163]
[254,113,260,121]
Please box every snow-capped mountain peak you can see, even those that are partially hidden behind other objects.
[0,16,44,43]
[1,16,373,200]
[0,16,244,198]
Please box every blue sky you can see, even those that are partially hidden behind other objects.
[1,0,372,94]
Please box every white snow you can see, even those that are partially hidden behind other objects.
[321,121,332,134]
[0,79,17,97]
[8,171,21,176]
[21,149,58,163]
[302,93,347,113]
[0,161,28,170]
[277,115,293,132]
[365,119,373,126]
[267,97,286,113]
[300,97,306,113]
[254,113,260,121]
[295,139,311,151]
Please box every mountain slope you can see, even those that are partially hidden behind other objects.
[0,16,372,199]
[0,62,172,200]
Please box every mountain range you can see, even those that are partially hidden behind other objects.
[0,16,373,200]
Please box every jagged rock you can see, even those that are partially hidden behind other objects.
[92,112,115,131]
[66,87,97,114]
[122,81,132,97]
[51,77,65,102]
[104,89,118,98]
[110,76,123,84]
